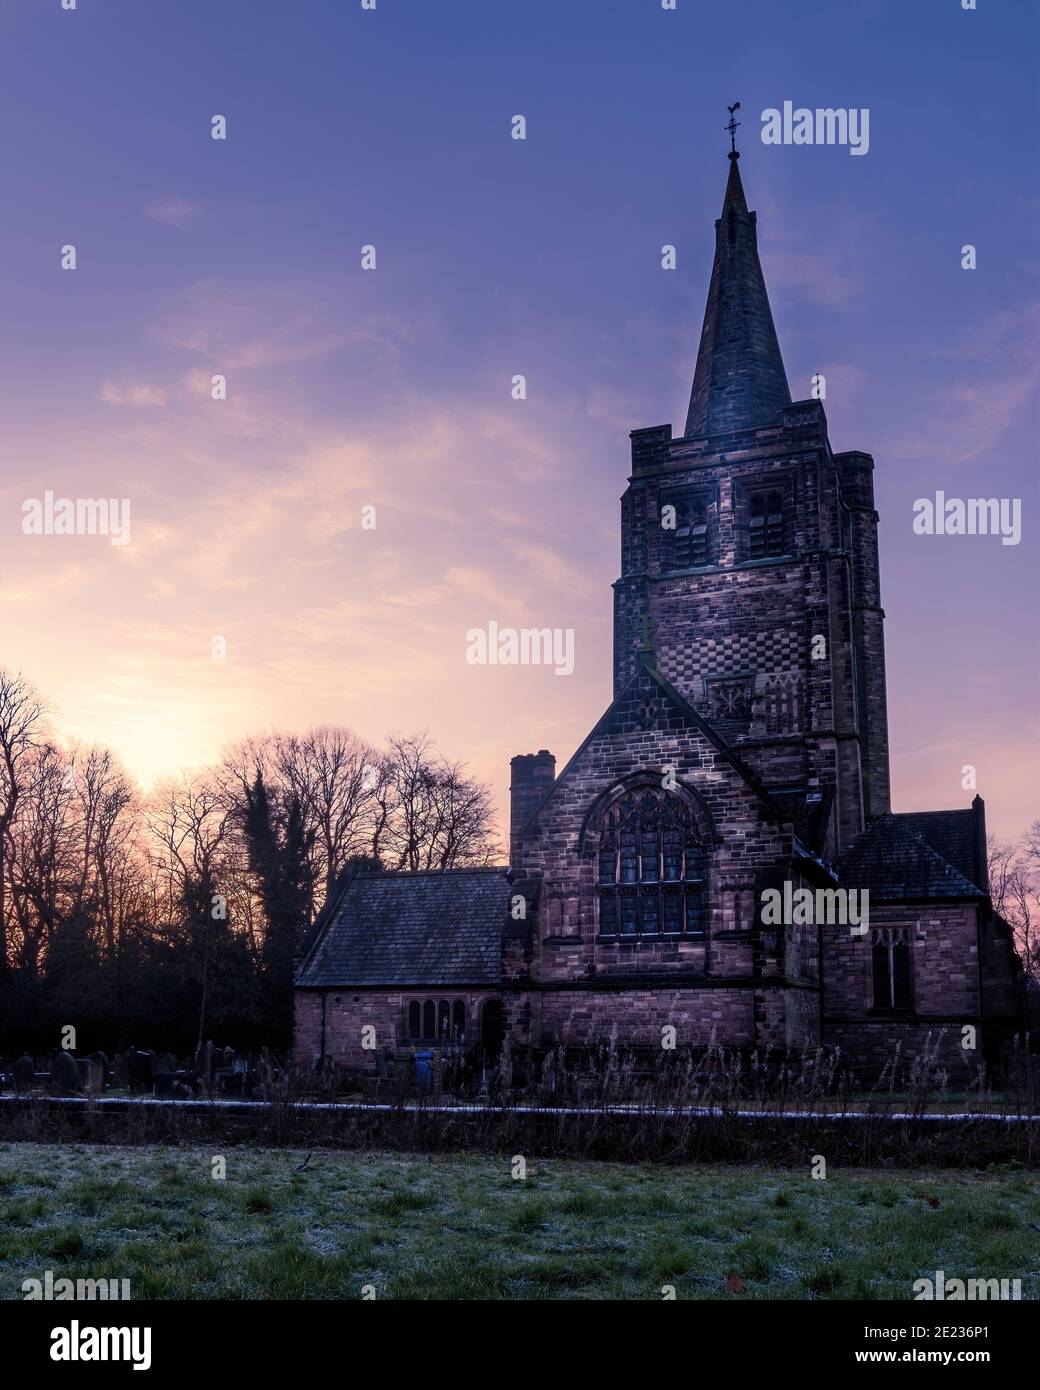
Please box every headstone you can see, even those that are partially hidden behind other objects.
[13,1055,34,1094]
[127,1049,154,1093]
[112,1053,129,1089]
[155,1052,176,1074]
[85,1058,106,1095]
[49,1049,81,1096]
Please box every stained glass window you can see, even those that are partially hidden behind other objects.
[597,791,706,939]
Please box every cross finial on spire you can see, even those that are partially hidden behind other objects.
[726,101,741,157]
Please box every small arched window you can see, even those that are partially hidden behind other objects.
[408,1001,421,1040]
[452,1001,466,1040]
[597,790,705,940]
[872,927,913,1011]
[422,1001,436,1040]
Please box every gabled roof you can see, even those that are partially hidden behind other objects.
[516,653,789,842]
[837,813,986,902]
[295,869,510,988]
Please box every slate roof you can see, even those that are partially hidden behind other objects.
[295,869,510,988]
[837,812,986,902]
[892,809,983,891]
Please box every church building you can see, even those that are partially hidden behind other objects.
[294,142,1024,1082]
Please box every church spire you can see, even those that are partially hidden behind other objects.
[684,111,791,438]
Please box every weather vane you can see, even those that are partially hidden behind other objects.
[726,101,741,156]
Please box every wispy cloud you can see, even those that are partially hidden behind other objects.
[151,281,404,372]
[881,302,1040,464]
[144,200,199,228]
[99,382,168,408]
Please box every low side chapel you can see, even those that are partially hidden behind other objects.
[294,132,1023,1080]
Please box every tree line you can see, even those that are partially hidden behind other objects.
[0,668,499,1055]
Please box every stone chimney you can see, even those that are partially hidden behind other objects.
[509,750,555,863]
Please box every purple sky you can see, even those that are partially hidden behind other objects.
[1,0,1037,841]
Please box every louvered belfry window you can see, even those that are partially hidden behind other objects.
[662,494,711,570]
[748,488,786,559]
[597,791,705,939]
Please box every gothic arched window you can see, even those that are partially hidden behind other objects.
[596,791,705,939]
[871,927,913,1011]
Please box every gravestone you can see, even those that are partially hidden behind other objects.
[13,1055,34,1094]
[49,1049,81,1096]
[198,1040,216,1086]
[127,1049,154,1093]
[155,1052,176,1074]
[85,1057,106,1095]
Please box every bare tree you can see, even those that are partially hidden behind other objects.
[269,727,385,904]
[0,670,45,969]
[146,772,232,911]
[989,825,1040,988]
[380,733,499,871]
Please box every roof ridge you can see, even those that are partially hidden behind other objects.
[353,866,509,879]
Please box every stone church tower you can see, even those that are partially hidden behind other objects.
[613,148,890,858]
[294,142,1024,1083]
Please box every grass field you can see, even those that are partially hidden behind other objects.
[0,1143,1037,1300]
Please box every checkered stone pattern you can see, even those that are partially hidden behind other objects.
[658,627,802,701]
